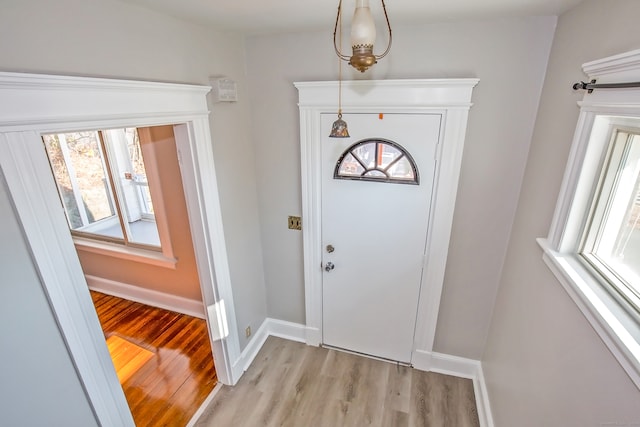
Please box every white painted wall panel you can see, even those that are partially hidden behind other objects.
[483,1,640,425]
[0,176,98,427]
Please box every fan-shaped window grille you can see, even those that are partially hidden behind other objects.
[334,139,419,185]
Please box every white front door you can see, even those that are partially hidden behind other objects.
[321,112,441,363]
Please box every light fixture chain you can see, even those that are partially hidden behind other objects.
[329,0,350,138]
[338,2,343,117]
[375,0,393,60]
[333,0,350,61]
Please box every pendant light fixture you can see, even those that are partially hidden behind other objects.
[329,2,350,138]
[333,0,392,73]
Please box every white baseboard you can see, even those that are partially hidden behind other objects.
[230,321,495,427]
[267,318,307,342]
[430,351,480,379]
[185,383,222,427]
[85,274,205,319]
[411,349,433,372]
[412,349,494,427]
[235,318,307,373]
[236,319,270,373]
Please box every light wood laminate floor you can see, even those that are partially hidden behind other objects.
[195,337,479,427]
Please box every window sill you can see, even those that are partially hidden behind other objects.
[537,237,640,389]
[74,236,177,269]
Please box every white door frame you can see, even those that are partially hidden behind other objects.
[295,79,478,366]
[0,72,242,426]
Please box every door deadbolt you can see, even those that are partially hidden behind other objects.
[326,244,335,253]
[324,262,335,272]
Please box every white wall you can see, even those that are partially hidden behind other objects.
[0,0,267,350]
[245,17,556,359]
[0,175,99,426]
[483,1,640,425]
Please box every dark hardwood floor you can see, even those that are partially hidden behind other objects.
[195,336,479,427]
[91,291,217,427]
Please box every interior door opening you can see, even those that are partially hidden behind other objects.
[41,124,217,426]
[0,72,246,426]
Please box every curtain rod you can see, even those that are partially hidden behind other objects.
[573,79,640,93]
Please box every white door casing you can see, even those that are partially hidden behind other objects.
[0,72,242,426]
[296,79,478,366]
[321,112,441,363]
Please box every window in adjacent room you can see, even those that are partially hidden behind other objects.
[43,128,161,250]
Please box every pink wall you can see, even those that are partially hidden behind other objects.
[77,125,201,301]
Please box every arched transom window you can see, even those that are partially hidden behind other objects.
[334,138,419,185]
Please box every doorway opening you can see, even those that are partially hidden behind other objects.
[40,124,217,425]
[0,72,242,425]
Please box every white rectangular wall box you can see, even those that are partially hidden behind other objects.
[210,78,238,102]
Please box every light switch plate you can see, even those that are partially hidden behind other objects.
[288,216,302,230]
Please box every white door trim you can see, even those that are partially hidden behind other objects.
[0,72,241,426]
[295,79,478,360]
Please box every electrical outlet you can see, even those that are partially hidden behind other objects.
[288,216,302,230]
[245,326,251,338]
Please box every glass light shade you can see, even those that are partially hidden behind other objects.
[350,0,376,48]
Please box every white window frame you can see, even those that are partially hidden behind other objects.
[44,127,178,267]
[539,49,640,390]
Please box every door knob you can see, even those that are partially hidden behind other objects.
[324,262,335,272]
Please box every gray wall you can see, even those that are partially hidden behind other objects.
[245,17,556,359]
[0,174,98,426]
[5,0,640,423]
[482,1,640,425]
[0,0,268,351]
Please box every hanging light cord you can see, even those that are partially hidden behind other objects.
[376,0,393,60]
[338,1,343,118]
[333,0,350,61]
[338,8,342,119]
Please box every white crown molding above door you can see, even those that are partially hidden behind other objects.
[295,79,478,358]
[0,72,242,426]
